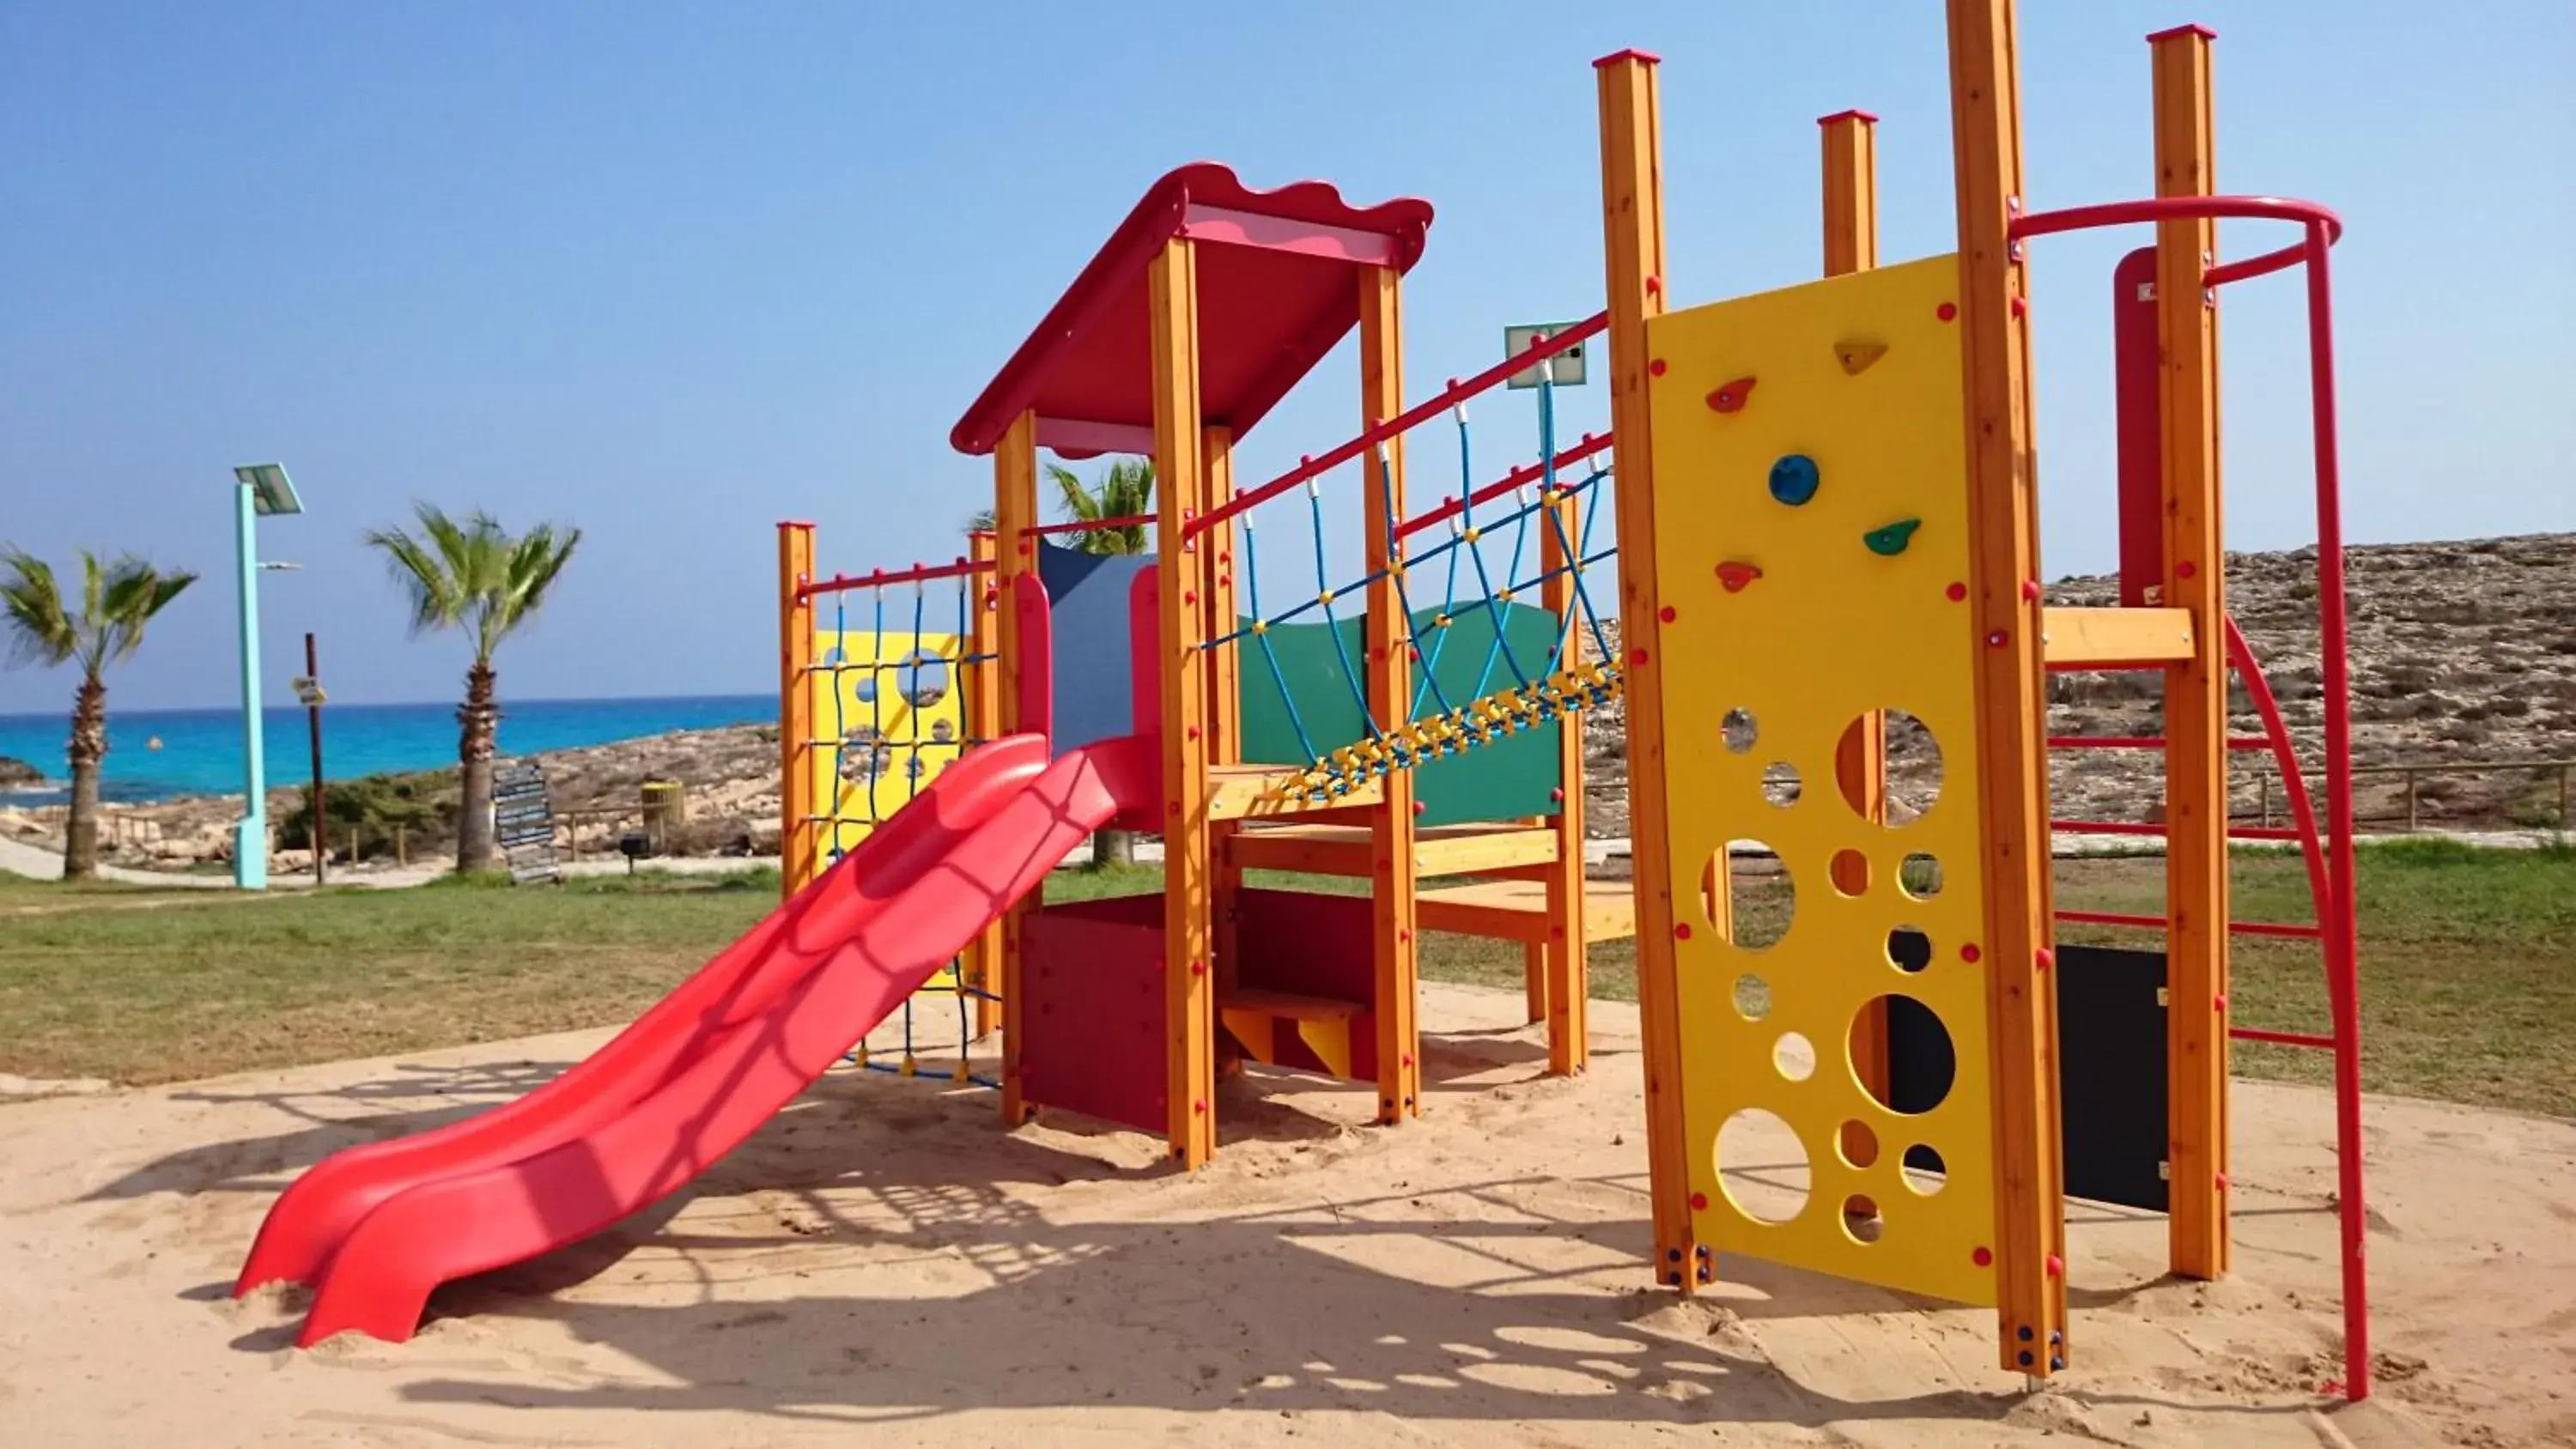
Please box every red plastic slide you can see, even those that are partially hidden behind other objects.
[235,732,1154,1346]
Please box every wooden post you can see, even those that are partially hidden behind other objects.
[1947,0,2070,1376]
[1358,264,1422,1125]
[1204,427,1245,1046]
[993,409,1040,1125]
[2151,21,2229,1281]
[396,822,407,867]
[1150,239,1218,1168]
[966,527,1003,1040]
[1822,107,1892,1179]
[1539,489,1589,1076]
[776,522,817,900]
[1595,46,1699,1289]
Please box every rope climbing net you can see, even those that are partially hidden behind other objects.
[801,557,1002,1088]
[1198,326,1625,804]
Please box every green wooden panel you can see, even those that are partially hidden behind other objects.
[1236,601,1563,827]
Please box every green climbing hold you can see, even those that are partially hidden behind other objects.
[1862,518,1922,556]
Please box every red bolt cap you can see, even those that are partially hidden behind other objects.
[1674,923,1692,941]
[2214,994,2227,1011]
[1645,275,1662,295]
[1689,1191,1709,1210]
[1659,605,1677,623]
[1194,1098,1208,1114]
[1946,582,1968,602]
[1190,958,1207,976]
[2215,1172,2230,1190]
[1986,630,2008,648]
[2020,579,2041,602]
[2045,1254,2064,1277]
[1412,800,1426,815]
[1649,358,1668,376]
[2009,294,2028,318]
[1631,647,1650,665]
[1972,1246,1995,1267]
[2177,560,2199,579]
[1550,787,1565,802]
[2036,947,2057,970]
[1401,1052,1415,1068]
[1936,301,1959,322]
[1960,943,1983,963]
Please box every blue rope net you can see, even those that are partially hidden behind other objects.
[810,565,1001,1088]
[1213,377,1622,804]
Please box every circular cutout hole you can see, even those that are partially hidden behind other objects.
[1725,843,1794,951]
[1761,761,1802,807]
[1842,1194,1885,1244]
[1733,973,1771,1021]
[1838,1119,1880,1169]
[1852,994,1953,1114]
[1886,925,1933,973]
[1772,1031,1814,1082]
[1721,708,1759,755]
[1834,709,1944,824]
[895,649,952,707]
[1714,1108,1810,1226]
[1899,852,1944,900]
[1830,848,1871,896]
[931,718,957,743]
[1902,1143,1948,1197]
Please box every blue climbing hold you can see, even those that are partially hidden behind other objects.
[1862,518,1923,556]
[1768,454,1820,506]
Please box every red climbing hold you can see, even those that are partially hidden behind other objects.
[1715,561,1763,594]
[1706,377,1757,414]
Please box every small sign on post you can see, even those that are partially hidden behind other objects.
[1504,323,1589,389]
[290,676,326,708]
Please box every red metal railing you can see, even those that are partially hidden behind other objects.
[1393,431,1616,542]
[795,556,994,602]
[1186,312,1607,538]
[2014,191,2365,1401]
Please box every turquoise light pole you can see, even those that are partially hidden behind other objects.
[232,464,302,890]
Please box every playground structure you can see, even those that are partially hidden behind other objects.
[238,2,2369,1407]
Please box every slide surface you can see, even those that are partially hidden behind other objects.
[236,732,1152,1346]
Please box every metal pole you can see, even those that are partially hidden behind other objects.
[306,632,325,887]
[233,479,269,890]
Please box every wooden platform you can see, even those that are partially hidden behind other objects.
[1416,878,1639,944]
[1226,821,1559,877]
[1206,764,1384,820]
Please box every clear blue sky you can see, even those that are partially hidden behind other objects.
[3,1,2568,713]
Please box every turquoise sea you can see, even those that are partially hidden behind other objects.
[0,694,769,805]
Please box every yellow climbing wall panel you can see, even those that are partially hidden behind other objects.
[1644,253,1999,1307]
[805,629,966,873]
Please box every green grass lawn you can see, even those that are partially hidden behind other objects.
[2,843,2568,1117]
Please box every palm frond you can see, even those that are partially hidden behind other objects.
[1047,463,1102,522]
[0,547,76,669]
[96,555,195,664]
[366,504,476,638]
[480,522,582,659]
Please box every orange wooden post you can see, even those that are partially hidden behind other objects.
[965,527,1003,1040]
[2151,21,2230,1280]
[776,521,817,900]
[1204,426,1246,1057]
[993,409,1041,1125]
[1359,264,1423,1125]
[1150,238,1218,1167]
[1539,489,1589,1076]
[1946,0,2070,1376]
[1595,46,1699,1290]
[1820,106,1892,1192]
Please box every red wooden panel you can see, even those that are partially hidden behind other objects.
[2113,246,2165,606]
[1019,894,1168,1135]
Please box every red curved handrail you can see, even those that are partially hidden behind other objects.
[2012,194,2342,290]
[2224,616,2336,943]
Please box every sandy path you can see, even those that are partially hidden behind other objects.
[0,983,2560,1447]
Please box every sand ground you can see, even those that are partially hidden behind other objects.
[0,983,2563,1447]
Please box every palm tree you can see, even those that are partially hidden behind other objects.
[1045,458,1156,865]
[1047,458,1154,556]
[0,549,196,878]
[365,505,581,874]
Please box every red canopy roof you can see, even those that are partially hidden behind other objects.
[950,163,1434,459]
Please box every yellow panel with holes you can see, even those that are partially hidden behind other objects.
[806,629,966,870]
[1643,253,2000,1307]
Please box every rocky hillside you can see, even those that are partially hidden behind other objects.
[1583,531,2575,840]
